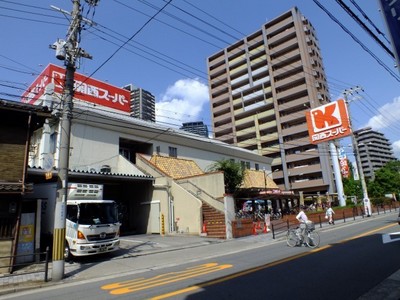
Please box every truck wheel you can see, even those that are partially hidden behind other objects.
[64,242,72,261]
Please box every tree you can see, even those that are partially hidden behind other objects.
[368,160,400,198]
[207,159,244,194]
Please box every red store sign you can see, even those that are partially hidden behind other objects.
[21,64,130,113]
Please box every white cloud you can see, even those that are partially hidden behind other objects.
[392,140,400,159]
[366,96,400,130]
[155,78,209,127]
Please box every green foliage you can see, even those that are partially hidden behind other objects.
[207,159,244,194]
[342,176,362,200]
[368,160,400,199]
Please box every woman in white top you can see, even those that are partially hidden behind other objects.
[326,206,335,225]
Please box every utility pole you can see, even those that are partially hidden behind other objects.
[343,86,371,217]
[50,0,94,281]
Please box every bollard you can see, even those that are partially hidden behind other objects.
[45,246,49,282]
[252,223,257,235]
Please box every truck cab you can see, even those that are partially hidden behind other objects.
[64,184,121,260]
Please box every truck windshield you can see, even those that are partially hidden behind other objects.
[77,203,118,225]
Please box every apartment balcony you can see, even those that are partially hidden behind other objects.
[228,54,247,67]
[284,95,309,107]
[288,164,321,177]
[268,26,296,45]
[277,85,308,103]
[231,73,249,85]
[235,115,255,126]
[290,178,325,190]
[274,71,305,90]
[260,132,279,143]
[211,92,230,104]
[236,126,256,138]
[279,109,308,124]
[253,76,270,87]
[285,151,319,163]
[267,17,294,36]
[229,63,248,76]
[252,65,269,76]
[273,60,302,77]
[269,37,297,55]
[281,123,308,137]
[271,47,301,64]
[237,137,258,148]
[250,55,268,66]
[213,99,231,112]
[208,51,225,65]
[232,83,251,97]
[258,120,277,131]
[257,109,276,119]
[261,146,280,156]
[209,63,227,77]
[249,45,266,56]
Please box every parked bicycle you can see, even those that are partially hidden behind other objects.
[286,221,320,248]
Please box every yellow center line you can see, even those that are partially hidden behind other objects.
[101,263,232,295]
[150,223,398,299]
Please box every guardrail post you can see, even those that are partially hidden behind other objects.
[318,215,322,228]
[271,223,275,239]
[377,206,380,215]
[45,247,49,282]
[343,211,346,223]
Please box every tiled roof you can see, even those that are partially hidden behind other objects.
[150,155,204,179]
[242,169,279,189]
[0,182,33,193]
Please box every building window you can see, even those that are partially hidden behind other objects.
[255,163,259,170]
[156,146,160,155]
[169,146,177,158]
[50,132,57,153]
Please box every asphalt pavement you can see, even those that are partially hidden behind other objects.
[0,212,399,299]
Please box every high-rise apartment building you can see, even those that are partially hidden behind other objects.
[207,7,334,195]
[354,127,396,180]
[123,84,155,122]
[180,121,209,138]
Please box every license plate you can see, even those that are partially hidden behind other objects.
[99,246,106,252]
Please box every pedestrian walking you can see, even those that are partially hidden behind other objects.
[326,206,335,225]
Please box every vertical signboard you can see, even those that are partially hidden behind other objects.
[21,64,131,113]
[16,213,35,264]
[305,99,352,144]
[338,147,349,178]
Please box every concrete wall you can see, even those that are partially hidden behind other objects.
[0,240,12,274]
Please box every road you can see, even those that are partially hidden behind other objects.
[3,214,400,300]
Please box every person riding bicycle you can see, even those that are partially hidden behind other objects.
[296,206,310,241]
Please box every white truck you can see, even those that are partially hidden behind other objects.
[33,182,121,260]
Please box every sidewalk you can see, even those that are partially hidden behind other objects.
[1,212,399,298]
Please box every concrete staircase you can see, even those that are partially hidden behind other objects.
[202,202,226,239]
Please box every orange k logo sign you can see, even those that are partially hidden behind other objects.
[311,102,340,131]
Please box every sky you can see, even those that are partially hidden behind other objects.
[1,0,400,160]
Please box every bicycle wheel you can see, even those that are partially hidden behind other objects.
[305,231,320,248]
[286,229,298,247]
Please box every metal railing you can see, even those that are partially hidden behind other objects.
[0,247,50,282]
[270,203,399,240]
